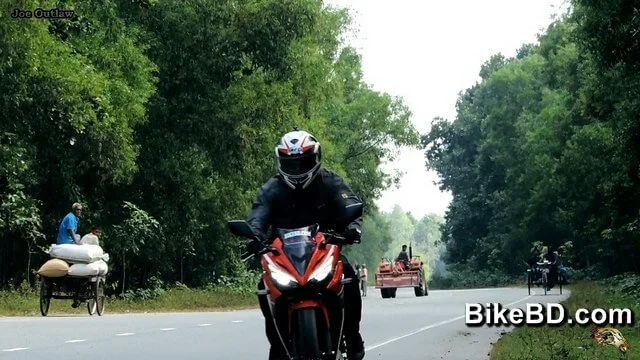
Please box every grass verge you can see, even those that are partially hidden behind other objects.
[0,287,258,316]
[490,278,639,360]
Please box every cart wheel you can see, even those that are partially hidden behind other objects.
[87,299,97,316]
[39,277,51,317]
[559,274,563,295]
[542,272,548,295]
[527,270,531,295]
[94,278,105,316]
[390,288,397,298]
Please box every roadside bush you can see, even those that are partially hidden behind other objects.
[120,276,165,301]
[429,264,515,289]
[605,272,640,305]
[209,268,262,296]
[568,264,608,282]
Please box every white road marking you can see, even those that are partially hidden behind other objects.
[2,348,29,352]
[116,333,135,336]
[65,339,86,343]
[365,292,535,351]
[232,320,243,323]
[160,328,176,331]
[440,288,498,293]
[197,323,211,327]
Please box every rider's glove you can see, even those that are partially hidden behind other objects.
[246,239,264,255]
[344,224,361,244]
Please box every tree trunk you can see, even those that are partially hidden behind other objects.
[1,236,6,287]
[180,248,184,284]
[121,250,126,296]
[26,242,32,287]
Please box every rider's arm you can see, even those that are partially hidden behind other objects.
[68,229,78,244]
[64,215,79,244]
[247,178,276,242]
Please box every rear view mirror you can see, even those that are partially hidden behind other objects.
[343,203,363,222]
[228,220,257,239]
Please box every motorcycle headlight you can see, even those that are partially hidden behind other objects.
[268,263,298,287]
[309,254,334,282]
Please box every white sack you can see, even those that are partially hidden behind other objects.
[68,260,109,277]
[49,244,106,263]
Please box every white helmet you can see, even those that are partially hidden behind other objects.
[275,129,322,190]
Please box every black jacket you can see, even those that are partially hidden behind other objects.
[396,251,409,263]
[247,169,363,241]
[543,252,558,265]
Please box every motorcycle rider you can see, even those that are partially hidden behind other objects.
[395,244,410,270]
[541,246,559,291]
[245,129,365,360]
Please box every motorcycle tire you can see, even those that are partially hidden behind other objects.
[293,308,322,358]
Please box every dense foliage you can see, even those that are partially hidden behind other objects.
[424,0,640,280]
[0,0,423,291]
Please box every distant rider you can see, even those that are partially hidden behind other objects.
[554,248,567,283]
[395,244,410,270]
[359,264,368,296]
[540,246,559,291]
[80,226,101,246]
[56,203,82,245]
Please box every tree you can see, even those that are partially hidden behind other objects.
[0,0,422,289]
[422,5,640,279]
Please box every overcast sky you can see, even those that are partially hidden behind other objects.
[324,0,568,219]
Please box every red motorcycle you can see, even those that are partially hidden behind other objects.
[228,203,363,360]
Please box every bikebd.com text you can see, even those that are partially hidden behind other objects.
[465,303,635,327]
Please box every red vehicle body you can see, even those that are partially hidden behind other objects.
[228,203,363,360]
[375,249,428,298]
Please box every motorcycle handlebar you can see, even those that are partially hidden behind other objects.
[240,252,254,262]
[241,230,359,260]
[241,244,278,262]
[322,231,360,245]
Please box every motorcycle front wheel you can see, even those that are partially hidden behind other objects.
[293,308,322,358]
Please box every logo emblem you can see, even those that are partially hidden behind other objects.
[592,326,630,353]
[283,230,311,239]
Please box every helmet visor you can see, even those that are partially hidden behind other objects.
[279,153,317,176]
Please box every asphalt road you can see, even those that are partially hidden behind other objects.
[0,286,568,359]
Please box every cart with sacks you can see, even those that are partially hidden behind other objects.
[36,244,109,316]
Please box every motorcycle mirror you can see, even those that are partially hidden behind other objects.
[228,220,257,239]
[343,203,363,222]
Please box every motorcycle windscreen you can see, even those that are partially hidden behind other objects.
[277,225,318,277]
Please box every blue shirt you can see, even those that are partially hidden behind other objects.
[56,212,78,244]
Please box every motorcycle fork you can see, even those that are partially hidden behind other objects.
[270,294,345,360]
